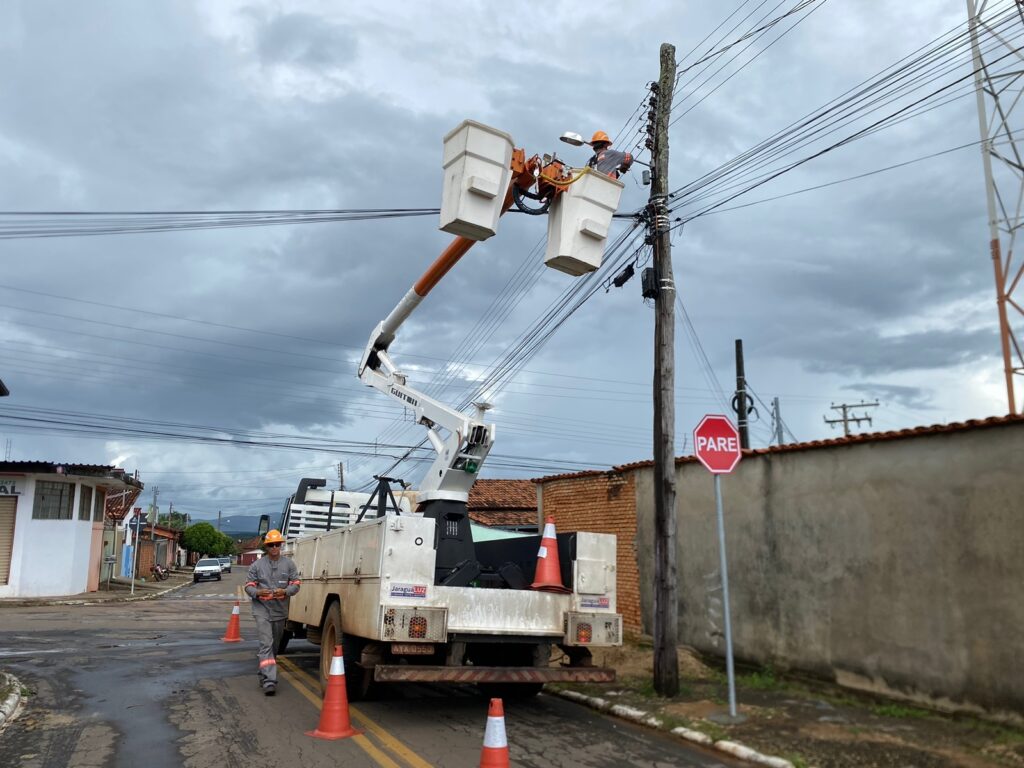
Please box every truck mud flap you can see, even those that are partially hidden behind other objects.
[372,665,615,683]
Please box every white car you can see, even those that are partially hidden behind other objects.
[193,558,223,583]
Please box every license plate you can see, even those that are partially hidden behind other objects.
[390,643,435,655]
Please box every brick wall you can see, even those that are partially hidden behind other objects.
[539,472,641,630]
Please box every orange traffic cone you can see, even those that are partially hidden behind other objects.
[479,698,510,768]
[531,517,570,593]
[221,600,243,642]
[306,645,361,740]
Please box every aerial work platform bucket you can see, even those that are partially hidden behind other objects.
[440,120,514,241]
[544,169,624,276]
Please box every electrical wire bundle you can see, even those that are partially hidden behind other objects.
[0,208,439,239]
[665,1,1024,225]
[0,403,602,477]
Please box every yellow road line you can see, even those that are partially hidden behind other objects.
[278,656,434,768]
[277,665,401,768]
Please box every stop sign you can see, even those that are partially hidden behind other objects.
[694,415,742,474]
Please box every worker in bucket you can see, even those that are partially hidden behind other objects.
[586,130,633,179]
[244,529,301,695]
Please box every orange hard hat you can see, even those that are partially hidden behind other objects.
[263,529,285,545]
[590,130,611,146]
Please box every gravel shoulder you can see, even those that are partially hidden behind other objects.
[553,636,1024,768]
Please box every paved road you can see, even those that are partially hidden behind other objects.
[0,571,742,767]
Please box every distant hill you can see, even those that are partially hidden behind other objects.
[188,514,270,538]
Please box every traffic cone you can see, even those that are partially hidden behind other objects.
[479,698,510,768]
[221,600,243,643]
[306,645,361,740]
[531,517,570,593]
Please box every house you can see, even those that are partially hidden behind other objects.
[238,549,263,566]
[0,461,143,598]
[467,479,538,533]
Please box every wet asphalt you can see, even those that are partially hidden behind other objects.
[0,571,742,768]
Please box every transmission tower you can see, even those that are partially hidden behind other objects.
[967,0,1024,414]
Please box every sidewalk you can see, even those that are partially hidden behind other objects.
[0,573,192,608]
[553,636,1024,768]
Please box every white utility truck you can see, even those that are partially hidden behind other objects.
[284,120,626,699]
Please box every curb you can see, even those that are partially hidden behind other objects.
[0,578,192,609]
[0,671,24,734]
[551,689,796,768]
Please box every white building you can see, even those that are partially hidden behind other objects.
[0,461,143,598]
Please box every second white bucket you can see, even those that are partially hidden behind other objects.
[544,170,624,276]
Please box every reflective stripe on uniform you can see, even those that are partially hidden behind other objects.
[259,658,277,668]
[288,580,301,585]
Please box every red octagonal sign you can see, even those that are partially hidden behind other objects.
[694,414,742,474]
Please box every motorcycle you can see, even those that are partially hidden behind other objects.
[150,563,169,581]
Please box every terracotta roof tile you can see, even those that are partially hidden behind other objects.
[469,510,537,527]
[468,479,537,511]
[535,413,1024,481]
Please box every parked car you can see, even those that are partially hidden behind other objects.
[193,558,223,583]
[217,556,232,574]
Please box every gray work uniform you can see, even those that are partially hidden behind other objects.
[588,147,633,178]
[244,555,301,689]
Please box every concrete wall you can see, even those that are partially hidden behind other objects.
[536,419,1024,717]
[630,421,1024,717]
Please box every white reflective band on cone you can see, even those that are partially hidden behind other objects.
[542,523,556,538]
[482,717,507,748]
[231,605,240,615]
[537,546,547,558]
[330,655,346,676]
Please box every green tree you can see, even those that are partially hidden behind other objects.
[213,532,237,557]
[181,522,223,556]
[158,510,189,530]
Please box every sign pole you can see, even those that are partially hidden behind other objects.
[714,473,738,718]
[693,414,745,723]
[130,514,140,596]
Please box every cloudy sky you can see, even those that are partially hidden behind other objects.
[0,0,1017,522]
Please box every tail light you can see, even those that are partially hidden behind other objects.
[380,606,447,642]
[564,612,622,646]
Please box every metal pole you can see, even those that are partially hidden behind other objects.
[714,474,738,718]
[966,0,1017,413]
[773,397,784,445]
[130,516,139,596]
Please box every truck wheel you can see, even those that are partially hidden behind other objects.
[276,629,292,656]
[319,602,343,691]
[342,638,376,702]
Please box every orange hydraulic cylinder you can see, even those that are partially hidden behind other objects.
[413,188,516,298]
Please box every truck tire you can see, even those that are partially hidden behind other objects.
[318,604,376,700]
[342,638,376,702]
[319,602,343,691]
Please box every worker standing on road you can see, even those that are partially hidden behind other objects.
[586,130,633,179]
[244,529,301,696]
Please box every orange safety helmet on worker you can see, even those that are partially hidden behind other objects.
[263,529,285,545]
[587,130,633,179]
[244,528,300,695]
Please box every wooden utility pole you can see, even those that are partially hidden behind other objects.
[824,401,878,437]
[651,42,679,697]
[734,339,750,450]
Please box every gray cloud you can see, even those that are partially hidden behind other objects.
[0,0,1013,516]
